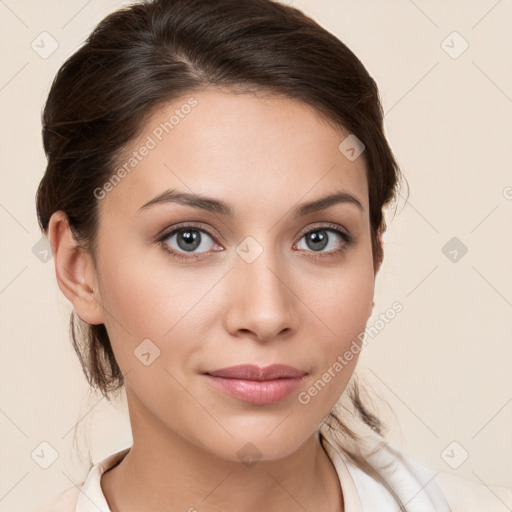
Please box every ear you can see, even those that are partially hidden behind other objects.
[47,211,105,325]
[373,227,384,276]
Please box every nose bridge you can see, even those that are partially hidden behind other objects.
[226,234,296,339]
[239,243,284,299]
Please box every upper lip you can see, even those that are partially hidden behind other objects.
[205,364,307,381]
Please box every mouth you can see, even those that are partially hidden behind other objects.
[203,364,308,405]
[205,363,307,380]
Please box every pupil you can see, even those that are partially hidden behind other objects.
[308,230,328,251]
[177,230,201,252]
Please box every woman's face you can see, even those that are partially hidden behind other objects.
[88,89,376,461]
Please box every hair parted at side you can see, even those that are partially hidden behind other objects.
[36,0,407,505]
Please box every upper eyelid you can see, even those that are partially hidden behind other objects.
[160,223,217,241]
[160,222,351,245]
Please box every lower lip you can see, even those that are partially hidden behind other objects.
[205,375,305,404]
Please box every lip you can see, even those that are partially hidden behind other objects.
[206,364,307,380]
[203,364,308,405]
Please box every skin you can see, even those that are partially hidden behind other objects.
[48,88,382,512]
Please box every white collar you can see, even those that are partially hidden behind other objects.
[76,447,129,512]
[320,429,451,511]
[75,428,450,511]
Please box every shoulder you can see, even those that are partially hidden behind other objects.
[435,470,512,512]
[36,447,130,512]
[380,439,512,511]
[321,424,512,512]
[375,438,512,511]
[35,485,81,512]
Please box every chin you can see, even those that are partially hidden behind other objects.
[196,422,313,465]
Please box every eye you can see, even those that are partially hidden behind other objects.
[158,224,220,261]
[294,224,353,257]
[157,222,353,262]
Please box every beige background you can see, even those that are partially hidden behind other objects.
[1,0,511,510]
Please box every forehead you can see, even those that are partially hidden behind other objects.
[98,89,368,219]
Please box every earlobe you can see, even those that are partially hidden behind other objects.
[47,211,104,325]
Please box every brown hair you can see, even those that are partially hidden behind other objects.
[36,0,407,506]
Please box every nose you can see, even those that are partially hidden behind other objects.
[224,244,298,343]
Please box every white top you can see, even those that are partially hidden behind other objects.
[38,427,512,512]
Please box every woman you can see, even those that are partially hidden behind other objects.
[35,0,511,510]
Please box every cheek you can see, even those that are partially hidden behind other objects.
[297,302,368,425]
[298,251,374,406]
[96,237,223,376]
[309,253,375,347]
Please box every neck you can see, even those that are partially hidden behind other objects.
[101,394,343,512]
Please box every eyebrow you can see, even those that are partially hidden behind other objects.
[136,189,364,217]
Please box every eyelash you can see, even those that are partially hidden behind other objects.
[156,222,354,262]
